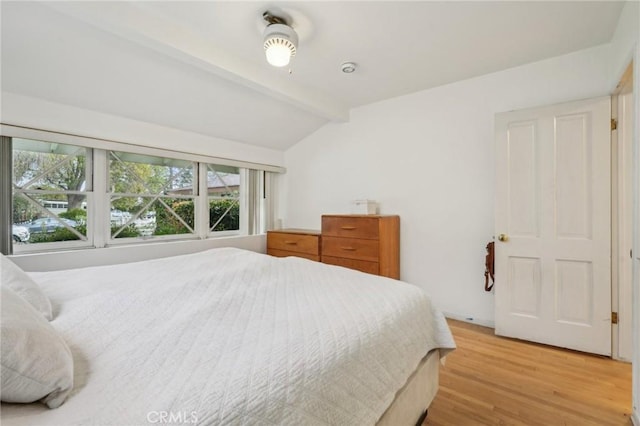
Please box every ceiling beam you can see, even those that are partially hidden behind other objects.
[41,2,350,123]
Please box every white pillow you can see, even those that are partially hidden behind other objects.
[0,286,74,408]
[0,254,53,320]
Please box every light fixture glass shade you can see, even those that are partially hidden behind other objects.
[263,23,298,68]
[265,43,292,67]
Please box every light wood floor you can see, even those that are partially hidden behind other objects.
[424,319,632,426]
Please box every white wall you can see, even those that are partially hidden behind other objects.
[282,44,612,326]
[0,92,285,168]
[609,2,639,88]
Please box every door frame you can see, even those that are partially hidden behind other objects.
[630,46,640,425]
[612,61,634,361]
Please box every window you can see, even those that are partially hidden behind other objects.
[1,128,279,254]
[108,151,196,240]
[12,138,92,248]
[206,164,240,233]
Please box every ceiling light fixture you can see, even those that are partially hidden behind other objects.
[263,12,298,68]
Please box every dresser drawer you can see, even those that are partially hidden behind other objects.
[322,216,379,240]
[322,256,379,275]
[321,236,380,262]
[267,232,320,256]
[267,248,320,262]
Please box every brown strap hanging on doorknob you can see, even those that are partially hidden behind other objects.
[484,241,495,291]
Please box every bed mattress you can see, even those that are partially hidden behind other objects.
[2,248,455,425]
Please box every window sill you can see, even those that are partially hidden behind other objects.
[9,234,266,272]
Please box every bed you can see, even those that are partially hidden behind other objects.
[1,247,455,425]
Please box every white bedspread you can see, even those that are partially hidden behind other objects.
[1,248,455,426]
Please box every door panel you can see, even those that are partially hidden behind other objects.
[508,257,541,317]
[495,96,611,356]
[555,113,592,239]
[507,121,539,237]
[555,260,592,325]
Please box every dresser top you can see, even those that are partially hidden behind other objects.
[267,228,321,236]
[321,214,399,218]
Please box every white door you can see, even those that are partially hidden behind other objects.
[495,96,611,356]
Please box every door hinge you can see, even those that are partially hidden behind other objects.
[611,118,618,131]
[612,312,619,324]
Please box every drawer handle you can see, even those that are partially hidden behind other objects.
[341,226,357,230]
[284,241,298,245]
[341,246,356,251]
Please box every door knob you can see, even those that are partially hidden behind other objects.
[498,234,509,242]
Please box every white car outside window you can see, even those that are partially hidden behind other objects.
[12,225,30,242]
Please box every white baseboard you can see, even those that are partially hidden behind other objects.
[443,312,495,329]
[632,411,639,426]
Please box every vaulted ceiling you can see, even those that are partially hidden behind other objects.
[0,1,625,150]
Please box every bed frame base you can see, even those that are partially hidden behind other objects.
[376,350,439,426]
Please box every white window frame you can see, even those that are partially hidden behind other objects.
[205,164,243,237]
[106,151,199,245]
[12,140,94,253]
[2,125,283,253]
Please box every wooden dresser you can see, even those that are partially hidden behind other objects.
[266,229,321,261]
[321,215,400,279]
